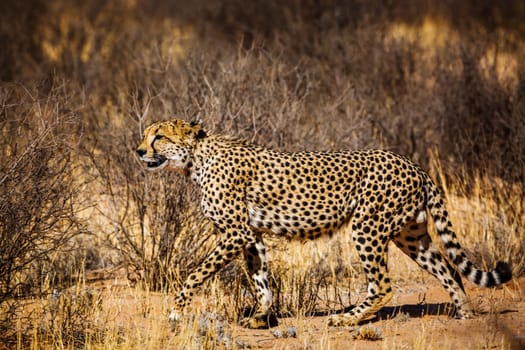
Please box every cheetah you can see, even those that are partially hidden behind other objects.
[136,119,512,329]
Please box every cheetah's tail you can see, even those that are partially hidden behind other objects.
[425,179,512,288]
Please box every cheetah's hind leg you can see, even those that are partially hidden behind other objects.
[328,227,393,327]
[393,217,474,319]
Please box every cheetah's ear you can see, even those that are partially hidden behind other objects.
[195,128,207,139]
[188,120,206,139]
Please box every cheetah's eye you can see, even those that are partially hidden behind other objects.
[154,134,164,141]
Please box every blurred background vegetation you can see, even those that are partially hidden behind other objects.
[1,0,524,347]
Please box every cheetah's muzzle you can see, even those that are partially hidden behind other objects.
[145,154,167,169]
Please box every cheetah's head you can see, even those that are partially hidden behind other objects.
[136,119,206,172]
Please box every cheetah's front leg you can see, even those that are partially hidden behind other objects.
[169,233,254,331]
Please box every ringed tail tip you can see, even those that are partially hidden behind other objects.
[494,261,512,285]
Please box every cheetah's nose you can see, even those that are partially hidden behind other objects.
[136,148,147,157]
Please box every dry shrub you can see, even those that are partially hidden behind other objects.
[198,0,525,176]
[0,81,87,343]
[265,239,358,317]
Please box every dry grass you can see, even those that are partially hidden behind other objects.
[1,0,524,349]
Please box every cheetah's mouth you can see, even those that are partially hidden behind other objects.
[145,155,167,170]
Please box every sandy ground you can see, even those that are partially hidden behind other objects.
[229,278,525,350]
[81,269,525,350]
